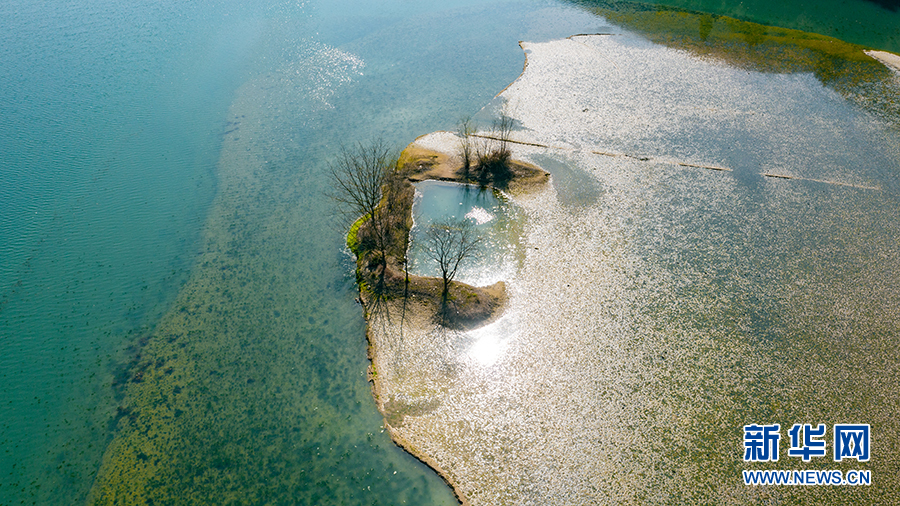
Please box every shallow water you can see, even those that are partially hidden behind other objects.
[374,20,900,505]
[1,0,898,503]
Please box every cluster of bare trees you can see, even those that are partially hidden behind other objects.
[458,116,476,177]
[457,111,515,185]
[423,219,482,303]
[330,140,481,314]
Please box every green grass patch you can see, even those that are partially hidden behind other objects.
[346,214,368,255]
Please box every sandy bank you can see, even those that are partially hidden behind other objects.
[359,28,900,506]
[866,50,900,72]
[401,130,549,193]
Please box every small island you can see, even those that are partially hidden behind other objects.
[344,128,547,331]
[333,23,900,504]
[335,125,548,505]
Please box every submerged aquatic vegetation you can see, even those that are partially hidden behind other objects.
[569,0,900,123]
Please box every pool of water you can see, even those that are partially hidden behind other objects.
[408,181,524,288]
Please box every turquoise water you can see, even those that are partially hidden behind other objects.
[569,0,900,52]
[1,0,255,501]
[0,0,897,504]
[0,0,598,504]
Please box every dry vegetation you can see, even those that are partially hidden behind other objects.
[339,142,508,329]
[337,117,549,328]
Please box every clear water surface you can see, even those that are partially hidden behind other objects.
[0,0,897,504]
[408,181,523,288]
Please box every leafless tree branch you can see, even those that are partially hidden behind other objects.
[422,219,483,304]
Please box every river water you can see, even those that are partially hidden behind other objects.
[0,0,897,504]
[380,20,899,502]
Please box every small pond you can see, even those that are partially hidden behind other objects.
[407,180,523,287]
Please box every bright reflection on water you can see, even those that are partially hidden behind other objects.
[5,0,899,502]
[465,314,519,367]
[369,25,900,505]
[408,180,523,287]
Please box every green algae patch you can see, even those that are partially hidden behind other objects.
[346,214,367,254]
[582,2,894,89]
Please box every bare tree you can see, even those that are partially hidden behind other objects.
[493,112,513,160]
[422,219,483,304]
[474,110,515,185]
[328,140,396,270]
[457,116,476,177]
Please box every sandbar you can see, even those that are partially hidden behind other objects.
[866,50,900,72]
